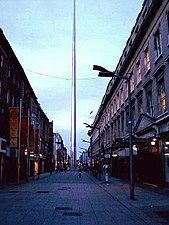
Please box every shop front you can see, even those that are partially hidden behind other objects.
[160,133,169,186]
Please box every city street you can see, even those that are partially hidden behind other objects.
[0,171,169,225]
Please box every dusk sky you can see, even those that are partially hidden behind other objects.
[0,0,143,157]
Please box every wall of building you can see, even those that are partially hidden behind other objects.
[0,29,53,182]
[90,0,169,187]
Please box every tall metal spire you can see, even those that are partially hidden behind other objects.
[70,0,76,168]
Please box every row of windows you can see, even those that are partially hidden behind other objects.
[107,11,169,121]
[102,74,166,143]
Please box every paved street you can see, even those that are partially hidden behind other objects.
[0,171,169,225]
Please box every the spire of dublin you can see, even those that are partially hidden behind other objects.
[70,0,76,168]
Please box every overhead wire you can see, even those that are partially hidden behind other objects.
[25,69,97,81]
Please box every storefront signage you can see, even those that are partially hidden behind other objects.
[9,107,19,147]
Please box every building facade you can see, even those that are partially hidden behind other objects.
[0,29,53,182]
[53,132,67,171]
[90,0,169,187]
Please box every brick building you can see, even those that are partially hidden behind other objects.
[0,29,53,182]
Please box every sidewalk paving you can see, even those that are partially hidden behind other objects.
[0,171,169,225]
[89,173,169,225]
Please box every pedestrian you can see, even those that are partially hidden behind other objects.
[78,167,82,178]
[64,163,67,173]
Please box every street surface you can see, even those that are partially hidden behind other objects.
[0,171,169,225]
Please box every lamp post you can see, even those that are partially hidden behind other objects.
[83,122,101,181]
[93,65,134,200]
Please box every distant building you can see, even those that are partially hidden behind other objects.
[89,0,169,187]
[53,132,67,171]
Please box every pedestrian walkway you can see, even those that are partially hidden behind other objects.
[0,171,169,225]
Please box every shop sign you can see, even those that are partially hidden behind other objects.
[9,107,19,147]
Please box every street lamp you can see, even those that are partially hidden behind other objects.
[83,122,101,181]
[93,65,134,200]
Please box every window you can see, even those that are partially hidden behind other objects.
[8,66,11,77]
[12,95,15,107]
[154,28,162,60]
[124,81,128,100]
[121,112,124,136]
[137,93,143,116]
[113,120,117,138]
[130,72,134,92]
[136,61,141,84]
[120,87,123,106]
[146,85,153,116]
[144,47,150,73]
[114,98,117,114]
[157,76,166,114]
[117,92,120,110]
[117,116,120,137]
[7,90,10,104]
[167,12,169,44]
[106,126,110,144]
[0,54,4,68]
[111,103,114,117]
[13,73,15,84]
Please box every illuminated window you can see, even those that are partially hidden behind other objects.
[144,47,150,72]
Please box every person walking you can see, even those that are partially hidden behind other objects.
[78,167,82,178]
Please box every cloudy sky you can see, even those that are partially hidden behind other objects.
[0,0,143,157]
